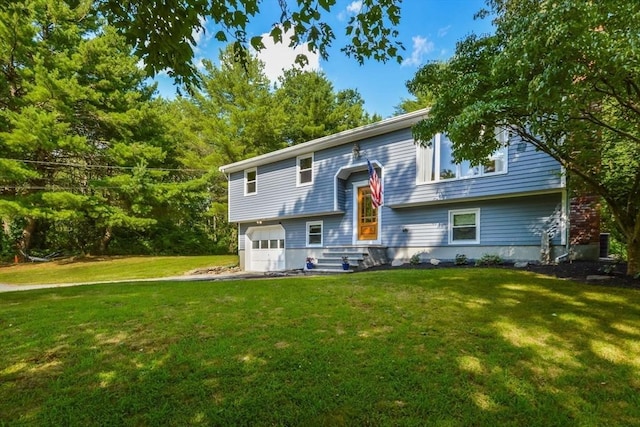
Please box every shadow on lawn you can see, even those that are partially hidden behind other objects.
[0,271,639,425]
[425,270,640,425]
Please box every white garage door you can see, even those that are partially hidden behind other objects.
[247,226,285,271]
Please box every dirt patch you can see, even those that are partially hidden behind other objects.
[187,265,241,275]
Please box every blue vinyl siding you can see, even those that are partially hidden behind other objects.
[228,129,411,222]
[227,127,563,222]
[382,193,563,248]
[384,137,563,207]
[240,216,351,250]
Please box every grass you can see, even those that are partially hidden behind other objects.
[1,268,639,426]
[0,255,238,285]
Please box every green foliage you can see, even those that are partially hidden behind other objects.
[0,1,220,257]
[475,253,503,267]
[97,0,404,87]
[455,253,468,265]
[0,220,23,261]
[1,3,384,258]
[409,252,421,265]
[275,69,377,145]
[409,0,640,275]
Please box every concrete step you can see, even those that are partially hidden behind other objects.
[315,262,354,271]
[305,268,353,274]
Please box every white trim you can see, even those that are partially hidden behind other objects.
[244,167,257,196]
[561,189,567,246]
[333,159,384,211]
[388,189,564,209]
[352,179,382,245]
[237,210,343,224]
[306,220,323,247]
[448,208,481,245]
[416,133,509,185]
[296,153,314,187]
[219,108,429,174]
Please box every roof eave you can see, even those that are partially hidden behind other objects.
[218,108,429,174]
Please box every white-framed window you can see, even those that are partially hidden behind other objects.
[297,153,313,186]
[245,168,257,195]
[306,221,323,247]
[417,132,508,184]
[449,209,480,244]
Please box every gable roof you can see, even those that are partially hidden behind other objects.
[218,108,429,174]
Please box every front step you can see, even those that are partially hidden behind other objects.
[316,246,388,271]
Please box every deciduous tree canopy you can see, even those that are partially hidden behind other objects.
[96,0,404,87]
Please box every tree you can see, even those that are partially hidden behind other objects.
[190,46,287,160]
[95,0,404,87]
[0,1,212,256]
[394,84,436,115]
[275,69,377,144]
[408,0,640,275]
[160,46,288,253]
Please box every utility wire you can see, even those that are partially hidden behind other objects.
[0,158,210,173]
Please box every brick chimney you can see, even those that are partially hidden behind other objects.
[570,196,600,244]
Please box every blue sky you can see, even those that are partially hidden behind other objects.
[154,0,494,118]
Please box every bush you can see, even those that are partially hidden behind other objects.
[455,254,468,265]
[475,253,503,266]
[409,252,422,265]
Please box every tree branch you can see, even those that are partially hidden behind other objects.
[593,78,640,117]
[578,111,640,144]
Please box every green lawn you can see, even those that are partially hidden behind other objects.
[0,255,238,285]
[1,269,639,426]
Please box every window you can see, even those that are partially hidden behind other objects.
[306,221,323,247]
[253,239,284,250]
[449,209,480,244]
[297,154,313,186]
[417,132,508,183]
[245,168,257,195]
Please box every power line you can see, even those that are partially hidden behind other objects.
[0,158,210,173]
[1,186,215,191]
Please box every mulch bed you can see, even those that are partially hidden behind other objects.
[371,260,640,290]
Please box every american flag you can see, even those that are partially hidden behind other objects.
[367,160,383,208]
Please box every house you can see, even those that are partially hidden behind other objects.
[219,108,599,272]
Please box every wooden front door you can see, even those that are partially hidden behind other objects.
[357,186,378,241]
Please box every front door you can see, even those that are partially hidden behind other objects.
[357,186,378,241]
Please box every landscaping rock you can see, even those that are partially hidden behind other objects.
[430,258,441,266]
[514,262,529,268]
[391,259,404,267]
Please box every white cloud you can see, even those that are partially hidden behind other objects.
[339,1,362,21]
[347,1,363,14]
[438,25,451,38]
[254,28,321,82]
[401,35,434,67]
[190,17,212,55]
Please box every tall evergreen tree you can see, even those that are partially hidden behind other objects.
[0,1,200,255]
[275,69,377,145]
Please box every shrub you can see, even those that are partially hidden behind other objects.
[455,254,468,265]
[409,252,422,265]
[475,253,503,266]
